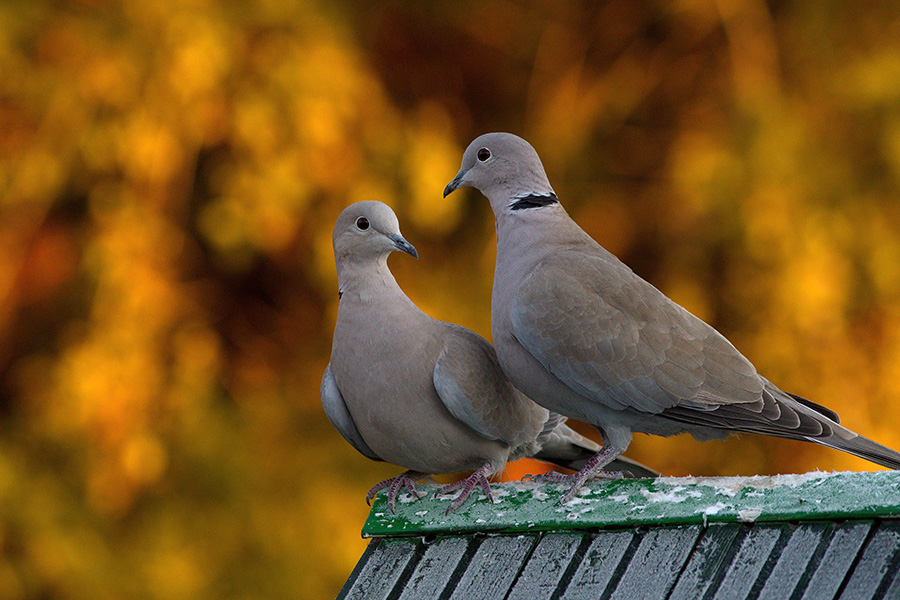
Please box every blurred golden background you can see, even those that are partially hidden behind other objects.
[4,0,900,597]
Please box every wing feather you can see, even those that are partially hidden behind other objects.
[320,364,382,461]
[510,250,764,416]
[432,325,545,448]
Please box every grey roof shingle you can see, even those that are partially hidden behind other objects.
[338,471,900,599]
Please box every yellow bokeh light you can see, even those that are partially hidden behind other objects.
[4,2,900,598]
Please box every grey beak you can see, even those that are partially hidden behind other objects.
[388,234,418,259]
[443,169,467,198]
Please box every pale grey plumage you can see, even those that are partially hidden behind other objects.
[444,132,900,500]
[322,201,654,513]
[321,365,380,461]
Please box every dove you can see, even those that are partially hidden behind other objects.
[444,132,900,502]
[322,201,655,513]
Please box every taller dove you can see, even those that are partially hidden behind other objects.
[444,132,900,502]
[322,200,655,514]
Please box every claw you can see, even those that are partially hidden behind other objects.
[365,471,427,513]
[523,446,627,504]
[433,464,495,515]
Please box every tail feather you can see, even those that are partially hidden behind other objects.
[605,456,660,479]
[812,431,900,470]
[777,387,900,470]
[784,390,841,424]
[666,380,900,472]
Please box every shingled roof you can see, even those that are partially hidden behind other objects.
[337,470,900,599]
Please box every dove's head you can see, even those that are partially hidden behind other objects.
[332,201,418,265]
[443,133,557,214]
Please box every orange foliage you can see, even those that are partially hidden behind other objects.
[3,1,900,598]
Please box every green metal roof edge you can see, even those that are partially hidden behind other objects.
[362,470,900,538]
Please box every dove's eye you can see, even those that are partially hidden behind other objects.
[356,217,370,230]
[477,148,491,162]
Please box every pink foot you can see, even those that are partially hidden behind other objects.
[366,470,427,514]
[433,464,495,514]
[523,446,626,504]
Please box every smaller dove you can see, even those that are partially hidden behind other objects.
[322,201,655,513]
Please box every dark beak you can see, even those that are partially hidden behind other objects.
[388,234,418,259]
[443,168,467,198]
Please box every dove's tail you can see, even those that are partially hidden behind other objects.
[663,381,900,472]
[812,430,900,470]
[777,387,900,470]
[533,416,658,478]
